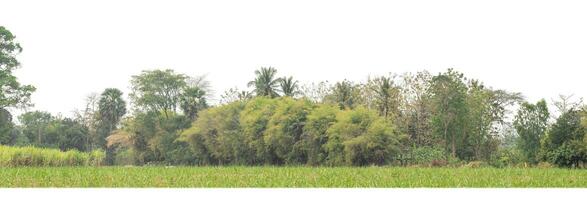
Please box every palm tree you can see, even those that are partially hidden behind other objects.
[280,76,299,97]
[97,88,127,148]
[331,80,356,109]
[180,86,208,120]
[247,67,281,98]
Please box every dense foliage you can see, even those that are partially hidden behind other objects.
[1,26,585,168]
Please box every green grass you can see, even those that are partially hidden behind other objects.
[0,167,585,187]
[0,145,105,167]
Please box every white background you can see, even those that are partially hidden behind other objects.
[1,0,586,117]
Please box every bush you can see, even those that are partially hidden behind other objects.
[410,146,446,166]
[0,145,104,167]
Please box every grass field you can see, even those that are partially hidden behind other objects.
[1,167,586,187]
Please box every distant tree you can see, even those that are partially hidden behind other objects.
[180,86,208,120]
[18,111,53,146]
[0,108,13,144]
[299,81,331,103]
[542,109,586,167]
[279,76,299,97]
[247,67,281,98]
[301,104,338,165]
[370,76,402,120]
[513,100,549,164]
[429,69,468,158]
[220,87,253,104]
[327,80,360,109]
[401,71,433,146]
[96,88,127,147]
[130,69,187,118]
[264,97,312,164]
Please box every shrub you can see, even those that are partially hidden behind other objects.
[0,145,104,167]
[410,146,446,166]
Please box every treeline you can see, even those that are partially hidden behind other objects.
[1,26,586,167]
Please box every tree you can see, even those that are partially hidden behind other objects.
[247,67,281,98]
[0,27,35,143]
[327,80,360,110]
[180,86,208,120]
[370,76,402,120]
[429,69,468,158]
[0,108,13,144]
[324,107,400,166]
[220,87,253,104]
[542,109,586,167]
[130,69,187,118]
[18,111,53,146]
[465,81,523,160]
[0,26,36,110]
[300,81,331,103]
[401,71,434,147]
[302,104,339,165]
[279,76,299,97]
[513,100,549,164]
[264,97,312,164]
[96,88,127,148]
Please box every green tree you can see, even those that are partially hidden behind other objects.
[401,71,434,147]
[429,69,468,158]
[513,100,549,164]
[0,26,35,143]
[247,67,281,98]
[301,104,338,165]
[279,76,299,97]
[180,87,208,120]
[325,107,400,166]
[370,76,402,120]
[327,80,359,109]
[0,108,13,144]
[542,109,586,167]
[18,111,53,146]
[0,26,36,110]
[181,101,247,165]
[96,88,127,148]
[239,97,279,164]
[264,97,312,164]
[130,69,188,118]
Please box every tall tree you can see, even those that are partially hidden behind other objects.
[180,86,208,120]
[130,69,187,118]
[401,71,433,146]
[0,26,35,110]
[247,67,281,98]
[542,109,586,167]
[279,76,299,97]
[429,69,468,158]
[370,76,402,120]
[0,27,35,142]
[96,88,127,148]
[513,100,549,164]
[327,80,359,110]
[18,111,53,146]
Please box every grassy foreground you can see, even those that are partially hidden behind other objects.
[1,167,586,187]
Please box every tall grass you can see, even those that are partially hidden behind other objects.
[0,145,105,167]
